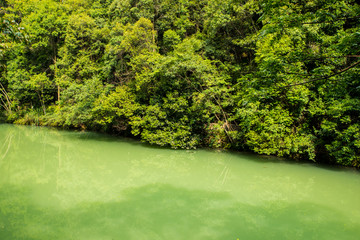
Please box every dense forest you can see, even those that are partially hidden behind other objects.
[0,0,359,167]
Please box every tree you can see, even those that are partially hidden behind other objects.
[0,0,26,115]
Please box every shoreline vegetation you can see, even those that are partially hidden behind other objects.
[1,0,359,167]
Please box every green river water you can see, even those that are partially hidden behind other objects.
[0,124,359,240]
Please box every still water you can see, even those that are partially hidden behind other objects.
[0,124,359,240]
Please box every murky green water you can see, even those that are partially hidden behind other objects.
[0,124,359,240]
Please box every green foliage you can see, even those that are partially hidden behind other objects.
[59,77,105,128]
[92,85,140,132]
[231,0,360,165]
[130,103,201,149]
[162,29,181,52]
[203,0,260,64]
[121,17,156,56]
[126,37,213,148]
[57,12,107,84]
[236,103,316,160]
[1,0,360,167]
[310,96,360,166]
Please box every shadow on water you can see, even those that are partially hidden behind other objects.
[2,123,360,174]
[2,124,359,178]
[1,183,359,240]
[42,125,358,173]
[211,147,360,174]
[310,161,360,173]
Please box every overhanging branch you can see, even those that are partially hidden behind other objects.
[285,60,360,87]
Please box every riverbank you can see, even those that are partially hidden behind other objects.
[2,113,358,170]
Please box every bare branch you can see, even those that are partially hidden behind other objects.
[284,60,360,87]
[264,15,360,27]
[302,16,360,25]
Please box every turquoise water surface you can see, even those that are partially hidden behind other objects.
[0,124,359,239]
